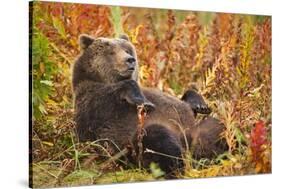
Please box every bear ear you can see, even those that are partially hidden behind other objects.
[119,34,129,41]
[79,34,95,50]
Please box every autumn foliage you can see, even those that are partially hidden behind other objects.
[30,1,271,187]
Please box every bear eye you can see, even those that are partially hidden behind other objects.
[125,49,132,55]
[109,51,115,55]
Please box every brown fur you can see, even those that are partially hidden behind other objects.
[72,34,228,175]
[184,117,228,159]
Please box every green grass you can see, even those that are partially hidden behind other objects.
[32,162,157,188]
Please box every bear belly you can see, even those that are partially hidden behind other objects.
[142,88,196,135]
[80,96,139,150]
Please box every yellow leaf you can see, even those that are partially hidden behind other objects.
[39,62,45,74]
[42,141,54,147]
[255,162,263,173]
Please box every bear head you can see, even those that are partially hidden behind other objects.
[74,34,139,85]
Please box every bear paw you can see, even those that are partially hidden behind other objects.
[181,89,211,116]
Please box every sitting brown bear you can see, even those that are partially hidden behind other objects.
[72,34,228,177]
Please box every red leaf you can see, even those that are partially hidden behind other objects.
[250,120,268,169]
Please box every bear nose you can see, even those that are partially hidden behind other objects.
[126,57,136,64]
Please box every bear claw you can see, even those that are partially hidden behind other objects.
[181,89,211,116]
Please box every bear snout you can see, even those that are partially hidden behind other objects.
[126,57,136,64]
[126,57,136,71]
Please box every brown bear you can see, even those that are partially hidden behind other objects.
[72,34,228,177]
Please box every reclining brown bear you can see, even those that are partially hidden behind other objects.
[72,34,228,177]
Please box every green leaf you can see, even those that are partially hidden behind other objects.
[52,16,66,39]
[38,103,47,114]
[40,80,53,86]
[149,162,165,178]
[110,6,123,37]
